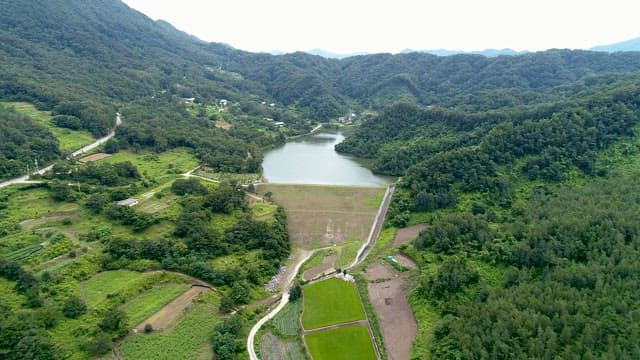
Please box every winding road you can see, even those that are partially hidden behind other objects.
[247,183,395,360]
[0,112,121,189]
[247,249,314,360]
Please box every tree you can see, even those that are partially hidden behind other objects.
[99,308,128,337]
[230,280,250,305]
[144,323,153,333]
[82,333,112,356]
[104,138,119,154]
[85,194,106,213]
[289,282,302,301]
[63,297,87,319]
[13,335,60,360]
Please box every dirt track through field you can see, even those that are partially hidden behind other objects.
[301,319,370,334]
[134,286,210,331]
[302,252,337,281]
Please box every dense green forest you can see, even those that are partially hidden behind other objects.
[340,74,640,357]
[0,105,60,178]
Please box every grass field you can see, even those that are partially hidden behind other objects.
[118,302,218,360]
[194,168,260,184]
[302,278,366,330]
[305,325,376,360]
[122,283,190,327]
[251,202,278,218]
[83,270,148,307]
[258,184,384,249]
[103,148,199,181]
[6,102,95,153]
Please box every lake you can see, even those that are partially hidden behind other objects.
[262,131,390,186]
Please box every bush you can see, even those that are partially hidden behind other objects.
[63,297,87,319]
[144,323,153,333]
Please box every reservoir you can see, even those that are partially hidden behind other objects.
[262,131,390,186]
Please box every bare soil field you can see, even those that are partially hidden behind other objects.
[365,262,396,281]
[393,224,427,246]
[134,286,210,331]
[214,120,232,130]
[78,152,111,163]
[302,252,337,281]
[367,273,417,360]
[258,184,384,249]
[20,210,78,231]
[394,253,417,269]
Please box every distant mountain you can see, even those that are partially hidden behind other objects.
[304,48,524,58]
[591,37,640,52]
[305,49,371,59]
[401,48,526,57]
[4,0,640,124]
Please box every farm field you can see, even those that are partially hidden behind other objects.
[6,102,95,153]
[83,270,149,307]
[260,332,307,360]
[305,325,377,360]
[302,277,366,330]
[118,301,219,360]
[259,300,308,360]
[123,283,190,327]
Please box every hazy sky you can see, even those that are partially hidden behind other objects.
[122,0,638,54]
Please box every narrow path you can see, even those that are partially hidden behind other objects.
[247,183,395,360]
[0,112,122,189]
[302,319,370,335]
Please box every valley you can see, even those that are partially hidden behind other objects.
[2,1,640,360]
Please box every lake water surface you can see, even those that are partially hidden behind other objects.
[262,132,390,186]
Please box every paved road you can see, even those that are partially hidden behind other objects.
[71,112,121,157]
[350,183,396,269]
[0,112,121,189]
[247,183,396,360]
[247,250,314,360]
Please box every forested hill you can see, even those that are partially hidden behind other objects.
[3,0,640,179]
[4,0,640,121]
[209,46,640,115]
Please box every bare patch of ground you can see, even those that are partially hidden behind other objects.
[20,210,78,231]
[367,274,417,360]
[215,120,232,130]
[393,224,427,246]
[394,253,417,269]
[134,286,210,331]
[365,262,396,281]
[302,252,337,281]
[259,184,383,249]
[79,152,111,163]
